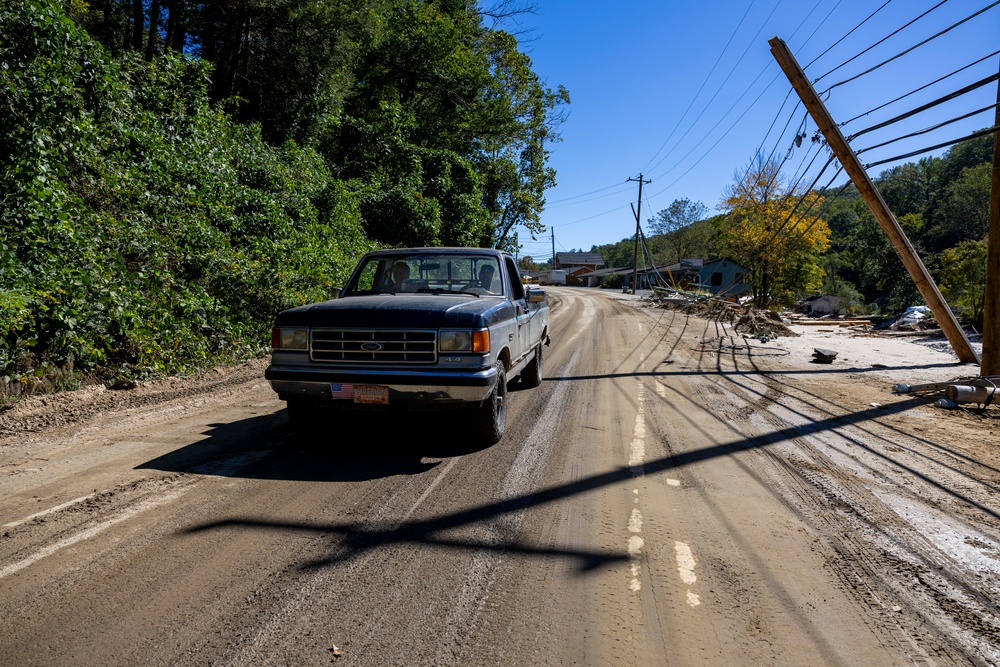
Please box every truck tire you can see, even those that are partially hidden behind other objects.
[520,343,543,388]
[473,360,507,444]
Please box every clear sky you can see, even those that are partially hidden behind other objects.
[509,0,1000,264]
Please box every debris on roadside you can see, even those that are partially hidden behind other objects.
[812,348,838,364]
[893,376,1000,411]
[646,289,798,339]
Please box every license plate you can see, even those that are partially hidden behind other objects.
[354,385,389,405]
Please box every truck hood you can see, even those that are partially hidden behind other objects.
[274,294,514,329]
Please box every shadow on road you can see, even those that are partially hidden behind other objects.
[137,409,490,482]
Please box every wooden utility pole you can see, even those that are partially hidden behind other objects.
[628,174,650,293]
[550,228,556,272]
[983,62,1000,376]
[769,37,981,365]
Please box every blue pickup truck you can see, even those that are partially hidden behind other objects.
[265,247,550,444]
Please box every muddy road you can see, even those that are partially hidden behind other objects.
[1,289,999,666]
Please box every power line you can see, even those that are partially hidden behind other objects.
[862,124,1000,169]
[641,0,759,173]
[819,1,1000,95]
[847,72,1000,141]
[855,102,1000,156]
[838,48,1000,128]
[803,0,893,70]
[812,0,950,86]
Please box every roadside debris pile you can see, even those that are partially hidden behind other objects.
[876,305,938,331]
[893,376,999,411]
[647,290,797,338]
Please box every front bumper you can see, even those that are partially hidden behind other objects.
[264,363,498,405]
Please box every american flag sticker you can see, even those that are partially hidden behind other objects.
[330,383,354,399]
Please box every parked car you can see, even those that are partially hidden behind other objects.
[265,247,550,444]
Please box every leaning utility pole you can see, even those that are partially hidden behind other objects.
[983,62,1000,375]
[769,37,981,365]
[628,174,651,293]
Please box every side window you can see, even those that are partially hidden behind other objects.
[505,258,525,300]
[353,261,382,292]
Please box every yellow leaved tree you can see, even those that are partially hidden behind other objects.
[717,155,831,309]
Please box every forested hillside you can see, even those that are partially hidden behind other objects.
[0,0,568,397]
[592,133,993,323]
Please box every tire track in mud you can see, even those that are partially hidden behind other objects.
[620,304,986,664]
[682,330,1000,666]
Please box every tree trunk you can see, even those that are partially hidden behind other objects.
[145,0,160,60]
[166,0,187,51]
[131,0,144,51]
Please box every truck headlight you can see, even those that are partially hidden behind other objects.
[272,327,309,350]
[440,329,489,353]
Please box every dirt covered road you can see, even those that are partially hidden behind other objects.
[1,288,998,666]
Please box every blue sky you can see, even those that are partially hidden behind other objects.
[509,0,1000,263]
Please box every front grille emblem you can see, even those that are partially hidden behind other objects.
[360,342,384,352]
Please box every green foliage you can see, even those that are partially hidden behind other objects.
[2,0,567,399]
[819,134,993,316]
[717,155,830,308]
[1,1,371,391]
[939,236,988,329]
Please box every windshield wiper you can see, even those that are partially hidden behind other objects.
[417,288,478,297]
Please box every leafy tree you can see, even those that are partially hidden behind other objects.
[925,163,992,252]
[717,155,830,308]
[647,198,710,264]
[476,29,569,249]
[939,236,988,329]
[1,0,371,390]
[518,255,539,272]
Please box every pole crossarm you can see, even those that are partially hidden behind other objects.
[769,36,981,366]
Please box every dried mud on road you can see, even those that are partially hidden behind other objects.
[1,289,999,667]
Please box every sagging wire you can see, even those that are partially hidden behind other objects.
[838,49,1000,129]
[784,170,851,253]
[847,73,1000,141]
[855,102,1000,156]
[863,124,1000,169]
[761,154,838,250]
[819,1,1000,95]
[812,0,949,87]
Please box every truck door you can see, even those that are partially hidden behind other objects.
[504,257,534,359]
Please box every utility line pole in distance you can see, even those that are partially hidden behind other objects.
[628,174,651,294]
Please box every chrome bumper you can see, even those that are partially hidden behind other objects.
[265,364,498,404]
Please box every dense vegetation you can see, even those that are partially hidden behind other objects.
[592,133,994,324]
[0,0,568,399]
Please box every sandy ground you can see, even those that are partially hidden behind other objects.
[1,289,998,667]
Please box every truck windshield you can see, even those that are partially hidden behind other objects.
[345,254,503,296]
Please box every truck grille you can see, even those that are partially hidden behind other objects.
[310,329,437,364]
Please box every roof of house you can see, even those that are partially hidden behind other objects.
[556,252,605,266]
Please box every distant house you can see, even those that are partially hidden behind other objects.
[797,295,845,316]
[554,252,605,274]
[577,257,749,296]
[698,258,750,297]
